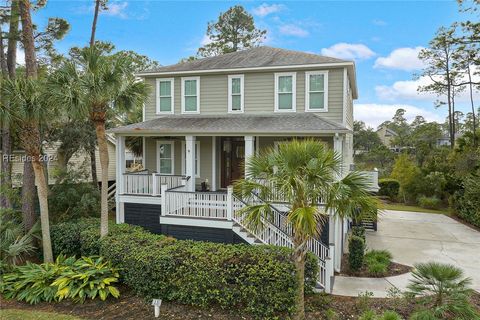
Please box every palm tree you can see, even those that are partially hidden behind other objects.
[234,139,377,320]
[48,46,149,237]
[0,77,54,263]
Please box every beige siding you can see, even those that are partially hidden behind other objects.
[144,68,346,124]
[344,71,354,129]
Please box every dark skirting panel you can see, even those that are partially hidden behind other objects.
[124,202,245,244]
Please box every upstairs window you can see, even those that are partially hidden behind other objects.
[228,75,244,113]
[182,77,200,113]
[156,78,174,114]
[275,72,296,112]
[305,71,328,112]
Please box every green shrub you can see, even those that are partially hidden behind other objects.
[48,166,100,223]
[453,174,480,227]
[364,250,392,276]
[417,196,442,210]
[358,309,376,320]
[1,255,120,304]
[378,178,400,199]
[352,225,366,241]
[380,310,402,320]
[52,219,319,318]
[409,309,438,320]
[367,262,388,276]
[356,290,374,312]
[348,235,365,272]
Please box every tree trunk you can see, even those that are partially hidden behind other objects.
[90,0,101,47]
[7,0,19,79]
[467,64,477,147]
[0,24,11,209]
[21,160,36,231]
[19,0,53,262]
[32,157,53,262]
[94,120,109,237]
[293,242,307,320]
[90,147,99,187]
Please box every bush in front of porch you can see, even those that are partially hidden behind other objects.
[50,219,319,318]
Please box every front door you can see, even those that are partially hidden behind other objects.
[221,138,244,188]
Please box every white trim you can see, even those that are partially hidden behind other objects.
[136,62,355,76]
[156,78,174,114]
[156,140,175,175]
[274,72,296,112]
[118,195,162,205]
[211,137,217,191]
[142,137,146,166]
[227,74,244,113]
[181,76,200,114]
[159,216,233,229]
[181,141,200,178]
[305,70,328,112]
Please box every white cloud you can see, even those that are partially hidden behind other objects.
[374,47,425,71]
[320,43,375,60]
[376,70,480,103]
[17,48,25,66]
[279,24,309,37]
[354,103,444,128]
[372,19,387,26]
[103,1,128,18]
[252,3,285,17]
[200,35,212,46]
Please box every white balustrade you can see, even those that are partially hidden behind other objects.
[122,173,186,196]
[164,190,229,219]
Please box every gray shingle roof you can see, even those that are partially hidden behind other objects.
[138,46,350,74]
[110,113,349,135]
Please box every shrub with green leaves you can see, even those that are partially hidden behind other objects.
[1,255,120,304]
[348,235,365,271]
[417,196,442,210]
[352,225,366,241]
[453,173,480,228]
[378,178,400,199]
[364,250,392,277]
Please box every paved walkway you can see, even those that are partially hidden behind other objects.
[332,210,480,297]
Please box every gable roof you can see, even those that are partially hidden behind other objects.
[137,46,358,99]
[140,46,349,74]
[109,113,350,135]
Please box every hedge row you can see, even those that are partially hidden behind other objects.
[51,219,319,318]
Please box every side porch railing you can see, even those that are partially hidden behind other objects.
[122,172,188,196]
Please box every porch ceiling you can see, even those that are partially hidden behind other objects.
[109,113,350,136]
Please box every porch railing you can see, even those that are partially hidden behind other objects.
[122,173,187,196]
[163,190,229,219]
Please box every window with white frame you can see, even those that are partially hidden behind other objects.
[228,75,244,112]
[156,78,174,114]
[275,73,296,112]
[305,71,328,111]
[157,141,174,175]
[181,141,200,177]
[181,77,200,113]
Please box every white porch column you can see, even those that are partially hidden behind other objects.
[244,135,255,178]
[211,136,217,191]
[115,135,126,223]
[185,135,196,191]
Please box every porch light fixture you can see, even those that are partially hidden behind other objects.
[152,299,162,318]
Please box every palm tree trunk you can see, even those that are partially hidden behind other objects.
[32,157,53,262]
[21,161,36,231]
[293,242,306,320]
[19,0,53,262]
[0,24,11,209]
[94,120,109,237]
[90,147,99,187]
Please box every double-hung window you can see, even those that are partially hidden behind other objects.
[182,77,200,113]
[228,75,244,112]
[305,71,328,112]
[156,78,174,114]
[275,72,296,112]
[157,141,174,175]
[181,141,200,177]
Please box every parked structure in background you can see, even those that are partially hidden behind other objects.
[111,46,379,292]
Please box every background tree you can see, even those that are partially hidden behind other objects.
[353,121,383,156]
[235,140,377,320]
[197,5,266,57]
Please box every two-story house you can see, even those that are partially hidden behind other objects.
[111,46,361,292]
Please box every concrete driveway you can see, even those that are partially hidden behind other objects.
[367,210,480,292]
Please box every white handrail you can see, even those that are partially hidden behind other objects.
[164,190,229,219]
[122,173,186,195]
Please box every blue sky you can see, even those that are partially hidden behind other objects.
[30,0,478,127]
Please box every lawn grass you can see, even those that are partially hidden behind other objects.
[380,202,450,215]
[0,309,81,320]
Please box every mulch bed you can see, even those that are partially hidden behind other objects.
[338,254,412,278]
[2,289,480,320]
